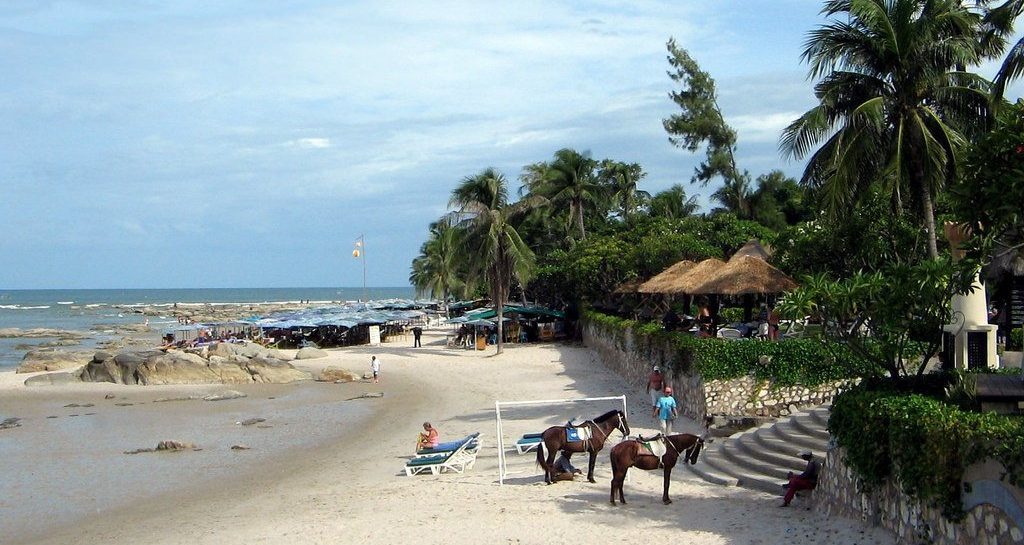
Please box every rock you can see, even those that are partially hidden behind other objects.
[24,372,82,387]
[1,417,22,430]
[245,356,311,384]
[80,352,147,384]
[104,394,116,399]
[316,367,361,382]
[207,359,254,384]
[203,390,247,401]
[16,350,91,373]
[92,351,113,363]
[156,440,195,450]
[152,396,200,403]
[135,351,220,385]
[0,328,89,339]
[63,403,94,408]
[231,445,251,450]
[295,347,329,360]
[238,418,265,426]
[208,342,239,359]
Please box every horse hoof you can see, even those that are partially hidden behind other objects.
[663,499,672,505]
[588,478,597,484]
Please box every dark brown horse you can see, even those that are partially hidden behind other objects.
[536,409,630,484]
[609,433,706,505]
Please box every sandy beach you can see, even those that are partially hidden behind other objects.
[1,328,891,545]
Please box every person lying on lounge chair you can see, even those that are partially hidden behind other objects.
[416,422,439,450]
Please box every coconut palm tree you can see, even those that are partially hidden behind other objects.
[523,148,602,243]
[599,160,650,225]
[648,184,701,219]
[982,0,1024,101]
[409,217,465,314]
[710,176,753,219]
[449,168,542,355]
[781,0,992,259]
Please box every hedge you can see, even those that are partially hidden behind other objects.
[830,386,1024,520]
[584,310,879,387]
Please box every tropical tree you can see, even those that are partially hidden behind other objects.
[982,0,1024,102]
[409,217,465,313]
[522,149,603,243]
[449,168,542,355]
[648,184,700,219]
[781,0,992,260]
[710,177,753,219]
[598,160,650,225]
[663,38,750,190]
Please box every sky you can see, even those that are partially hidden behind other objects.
[1,1,1020,289]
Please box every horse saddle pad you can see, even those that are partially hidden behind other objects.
[565,427,592,442]
[642,440,666,458]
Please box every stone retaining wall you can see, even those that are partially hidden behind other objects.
[582,319,852,421]
[819,448,1024,545]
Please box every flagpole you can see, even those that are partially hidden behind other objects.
[353,235,367,302]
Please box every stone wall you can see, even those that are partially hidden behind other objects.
[819,448,1024,545]
[582,319,853,421]
[705,376,858,418]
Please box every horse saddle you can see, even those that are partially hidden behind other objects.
[565,426,592,442]
[641,439,667,458]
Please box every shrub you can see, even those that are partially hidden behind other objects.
[1009,327,1023,351]
[829,385,1024,520]
[584,309,878,387]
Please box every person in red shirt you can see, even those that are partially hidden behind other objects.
[646,366,664,408]
[416,422,439,450]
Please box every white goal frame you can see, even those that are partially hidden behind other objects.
[494,395,628,485]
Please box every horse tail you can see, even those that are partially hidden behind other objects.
[536,439,548,470]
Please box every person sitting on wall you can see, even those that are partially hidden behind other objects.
[780,450,820,507]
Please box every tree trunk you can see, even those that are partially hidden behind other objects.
[576,199,586,240]
[919,180,939,260]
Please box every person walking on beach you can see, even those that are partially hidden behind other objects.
[412,326,423,348]
[370,355,381,384]
[780,450,820,507]
[653,386,678,435]
[646,366,664,408]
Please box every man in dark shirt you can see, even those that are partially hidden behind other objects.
[781,450,820,506]
[412,326,423,347]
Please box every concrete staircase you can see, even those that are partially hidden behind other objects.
[685,405,831,495]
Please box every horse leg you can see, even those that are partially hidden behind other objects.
[545,449,558,485]
[587,450,598,483]
[662,460,675,505]
[609,457,620,505]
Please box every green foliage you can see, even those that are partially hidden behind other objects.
[830,385,1024,520]
[584,310,877,387]
[777,260,975,379]
[1010,327,1024,351]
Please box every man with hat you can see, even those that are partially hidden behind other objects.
[781,450,820,506]
[653,385,678,435]
[646,366,664,408]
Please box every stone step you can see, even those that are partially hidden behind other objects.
[681,456,740,487]
[807,407,831,428]
[734,433,808,472]
[790,414,831,442]
[767,421,828,452]
[720,438,793,481]
[698,450,782,495]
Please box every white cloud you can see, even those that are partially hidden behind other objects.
[292,137,331,149]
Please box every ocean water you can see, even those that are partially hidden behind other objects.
[0,287,414,369]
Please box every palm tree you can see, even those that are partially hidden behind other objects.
[409,217,465,315]
[450,168,542,355]
[710,176,753,218]
[523,149,602,243]
[648,184,701,219]
[781,0,992,259]
[599,160,650,225]
[982,0,1024,101]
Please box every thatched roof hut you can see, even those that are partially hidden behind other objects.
[730,239,771,262]
[613,277,645,295]
[637,260,696,294]
[691,255,798,295]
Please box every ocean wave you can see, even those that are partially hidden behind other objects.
[0,305,51,310]
[84,304,105,308]
[57,301,74,305]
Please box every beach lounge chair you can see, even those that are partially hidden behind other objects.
[415,432,482,458]
[404,434,480,476]
[717,327,743,339]
[514,432,544,454]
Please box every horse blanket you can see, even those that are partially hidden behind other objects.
[565,427,593,442]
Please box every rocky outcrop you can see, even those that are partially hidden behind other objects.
[69,346,311,386]
[16,350,91,373]
[316,367,362,382]
[24,372,83,387]
[295,347,329,360]
[0,328,89,339]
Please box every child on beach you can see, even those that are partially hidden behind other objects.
[370,355,381,383]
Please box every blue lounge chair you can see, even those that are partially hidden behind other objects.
[405,433,480,476]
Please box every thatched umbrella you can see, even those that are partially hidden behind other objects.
[651,258,727,295]
[637,260,697,294]
[730,239,771,262]
[692,255,797,295]
[613,277,645,294]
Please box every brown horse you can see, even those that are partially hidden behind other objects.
[609,433,706,505]
[536,409,630,484]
